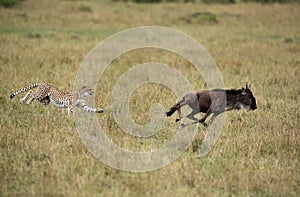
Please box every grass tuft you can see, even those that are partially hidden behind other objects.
[78,4,92,12]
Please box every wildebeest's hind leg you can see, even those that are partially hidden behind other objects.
[175,98,186,122]
[176,106,182,122]
[186,94,201,122]
[166,97,187,122]
[177,92,199,123]
[166,92,199,123]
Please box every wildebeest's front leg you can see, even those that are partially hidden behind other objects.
[208,110,225,125]
[198,108,212,127]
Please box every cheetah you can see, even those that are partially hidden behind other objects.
[10,83,104,115]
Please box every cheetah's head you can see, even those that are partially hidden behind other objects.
[80,86,94,97]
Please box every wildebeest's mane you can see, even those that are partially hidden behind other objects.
[212,88,243,95]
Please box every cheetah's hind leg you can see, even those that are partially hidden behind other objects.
[41,96,50,105]
[19,90,33,104]
[26,94,35,105]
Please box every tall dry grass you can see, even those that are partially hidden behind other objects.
[0,0,299,196]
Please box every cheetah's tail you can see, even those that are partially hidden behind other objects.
[10,83,41,99]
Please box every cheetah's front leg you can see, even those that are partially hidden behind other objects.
[68,105,73,116]
[85,106,104,113]
[76,100,104,113]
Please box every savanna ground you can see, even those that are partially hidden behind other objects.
[0,0,299,196]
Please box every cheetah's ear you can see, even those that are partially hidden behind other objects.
[81,85,87,90]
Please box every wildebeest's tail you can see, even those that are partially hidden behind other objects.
[166,97,185,117]
[10,83,40,99]
[166,106,177,117]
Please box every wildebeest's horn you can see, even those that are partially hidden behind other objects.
[246,83,250,89]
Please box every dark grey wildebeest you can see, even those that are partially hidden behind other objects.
[166,83,257,126]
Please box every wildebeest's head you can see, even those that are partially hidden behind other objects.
[235,83,257,111]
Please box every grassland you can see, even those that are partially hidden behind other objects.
[0,0,299,196]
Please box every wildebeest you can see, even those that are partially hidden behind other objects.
[166,83,257,126]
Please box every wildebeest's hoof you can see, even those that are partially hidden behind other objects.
[198,118,205,122]
[176,118,181,122]
[202,122,208,127]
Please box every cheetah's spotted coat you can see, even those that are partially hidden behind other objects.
[10,83,104,115]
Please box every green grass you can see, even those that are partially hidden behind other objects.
[0,0,299,196]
